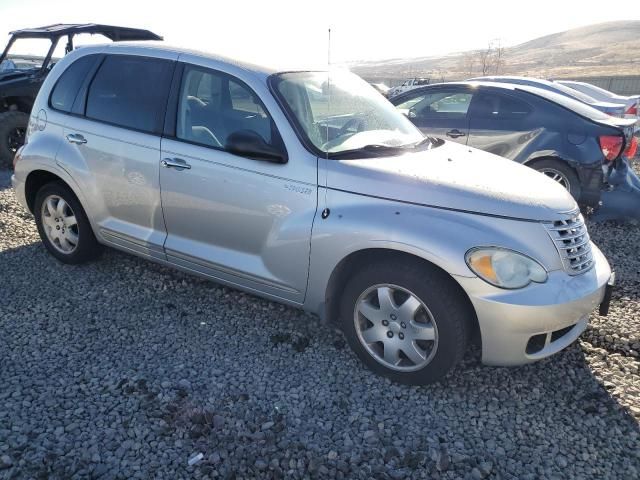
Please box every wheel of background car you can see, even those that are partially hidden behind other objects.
[34,182,102,264]
[337,118,365,137]
[339,259,469,385]
[0,111,29,168]
[530,158,582,202]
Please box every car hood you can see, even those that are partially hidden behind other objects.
[325,141,577,221]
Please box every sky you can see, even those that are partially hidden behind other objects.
[0,0,638,66]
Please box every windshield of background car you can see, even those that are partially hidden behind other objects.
[271,71,425,156]
[549,81,602,104]
[1,38,54,71]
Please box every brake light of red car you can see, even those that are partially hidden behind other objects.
[625,104,638,116]
[599,135,624,162]
[624,136,638,159]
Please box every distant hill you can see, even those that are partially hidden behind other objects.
[351,21,640,81]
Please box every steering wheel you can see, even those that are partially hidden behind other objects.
[337,118,365,137]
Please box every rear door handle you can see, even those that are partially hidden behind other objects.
[66,133,87,144]
[161,158,191,170]
[446,129,466,139]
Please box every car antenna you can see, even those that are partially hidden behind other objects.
[321,27,331,220]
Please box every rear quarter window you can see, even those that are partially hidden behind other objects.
[85,55,173,134]
[517,86,611,122]
[49,55,98,113]
[471,92,532,120]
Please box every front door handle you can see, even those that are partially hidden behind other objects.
[161,158,191,170]
[66,133,87,144]
[446,129,466,139]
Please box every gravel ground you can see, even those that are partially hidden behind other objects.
[0,166,639,480]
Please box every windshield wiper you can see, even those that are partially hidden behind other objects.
[404,136,442,148]
[329,144,407,159]
[328,136,440,159]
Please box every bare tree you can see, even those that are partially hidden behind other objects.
[459,52,476,77]
[478,43,494,75]
[493,39,506,74]
[474,39,507,76]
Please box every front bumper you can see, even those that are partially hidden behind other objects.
[455,243,611,366]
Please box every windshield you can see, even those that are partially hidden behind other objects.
[271,70,425,157]
[0,38,55,72]
[547,81,602,104]
[564,81,619,99]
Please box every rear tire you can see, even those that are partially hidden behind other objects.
[34,182,102,264]
[0,111,29,169]
[339,260,470,385]
[530,158,582,202]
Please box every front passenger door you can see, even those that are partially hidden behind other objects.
[395,88,472,144]
[159,63,317,303]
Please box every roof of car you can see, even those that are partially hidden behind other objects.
[390,80,620,124]
[8,24,162,41]
[392,80,526,92]
[470,75,545,82]
[91,42,329,78]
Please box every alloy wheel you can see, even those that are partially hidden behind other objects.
[540,168,571,191]
[353,284,439,372]
[41,195,79,254]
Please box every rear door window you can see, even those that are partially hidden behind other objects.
[470,93,532,120]
[49,55,98,113]
[85,55,173,133]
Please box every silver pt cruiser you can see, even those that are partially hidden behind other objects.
[12,44,614,384]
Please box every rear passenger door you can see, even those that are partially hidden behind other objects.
[467,91,534,160]
[158,62,317,304]
[57,52,176,259]
[394,88,473,144]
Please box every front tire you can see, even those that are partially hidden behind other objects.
[0,111,29,169]
[34,182,102,264]
[339,260,470,385]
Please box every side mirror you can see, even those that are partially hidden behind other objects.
[225,130,287,164]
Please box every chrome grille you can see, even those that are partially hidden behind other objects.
[544,213,594,275]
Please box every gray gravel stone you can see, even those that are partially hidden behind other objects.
[0,454,13,469]
[1,161,640,480]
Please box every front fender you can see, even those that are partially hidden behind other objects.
[303,188,563,316]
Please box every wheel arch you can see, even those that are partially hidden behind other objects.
[523,152,574,168]
[24,169,82,214]
[322,248,479,339]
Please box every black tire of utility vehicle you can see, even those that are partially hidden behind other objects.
[0,111,29,169]
[34,182,103,264]
[339,260,470,385]
[530,158,582,202]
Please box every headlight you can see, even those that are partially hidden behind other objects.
[465,247,548,289]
